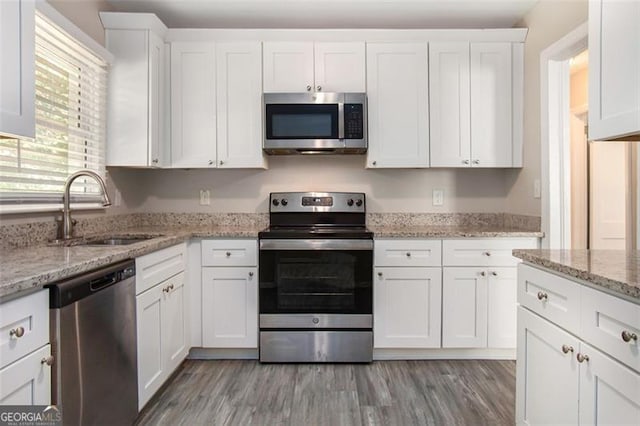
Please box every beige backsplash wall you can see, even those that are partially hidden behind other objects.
[113,156,510,213]
[504,0,589,216]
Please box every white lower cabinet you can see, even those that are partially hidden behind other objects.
[517,265,640,425]
[201,267,258,348]
[442,268,487,348]
[486,267,518,348]
[0,345,51,405]
[135,244,188,410]
[374,267,442,348]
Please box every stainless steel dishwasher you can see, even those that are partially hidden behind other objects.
[47,259,138,426]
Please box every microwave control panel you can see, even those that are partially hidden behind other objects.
[344,104,364,139]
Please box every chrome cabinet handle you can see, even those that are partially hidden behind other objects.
[406,252,411,257]
[377,272,383,277]
[219,160,224,166]
[537,291,548,301]
[162,286,170,293]
[41,356,54,366]
[169,284,174,291]
[152,158,159,164]
[463,159,470,164]
[316,85,322,91]
[9,326,25,338]
[208,160,213,165]
[480,271,486,277]
[306,85,312,91]
[249,272,254,277]
[561,344,574,354]
[622,330,638,343]
[472,160,480,165]
[491,271,498,276]
[576,353,590,363]
[226,251,231,257]
[483,251,491,257]
[372,161,377,166]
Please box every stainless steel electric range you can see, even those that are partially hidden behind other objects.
[258,192,373,363]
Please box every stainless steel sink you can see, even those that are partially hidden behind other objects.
[48,235,161,247]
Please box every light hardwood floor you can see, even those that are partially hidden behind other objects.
[136,359,516,426]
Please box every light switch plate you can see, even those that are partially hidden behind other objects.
[432,189,444,206]
[199,189,210,206]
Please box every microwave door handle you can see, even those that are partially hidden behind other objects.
[338,102,345,140]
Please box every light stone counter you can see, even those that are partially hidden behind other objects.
[370,225,543,238]
[513,249,640,302]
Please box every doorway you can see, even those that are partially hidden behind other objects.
[541,23,637,250]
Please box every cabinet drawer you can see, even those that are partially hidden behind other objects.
[443,238,537,267]
[518,264,581,334]
[0,290,49,369]
[374,239,441,267]
[581,285,640,372]
[136,243,186,295]
[201,239,257,267]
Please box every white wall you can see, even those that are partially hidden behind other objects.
[115,157,510,213]
[47,0,113,45]
[505,0,589,216]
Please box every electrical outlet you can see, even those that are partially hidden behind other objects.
[114,188,122,207]
[432,189,444,206]
[199,189,210,206]
[533,179,541,199]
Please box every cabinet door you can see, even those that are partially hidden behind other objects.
[0,0,35,139]
[589,0,640,140]
[470,43,512,167]
[163,272,188,374]
[442,267,487,348]
[148,31,165,167]
[366,43,430,168]
[0,345,51,405]
[487,267,517,348]
[579,342,640,425]
[314,42,366,92]
[216,42,265,168]
[516,307,579,425]
[373,267,442,348]
[429,42,471,167]
[263,42,314,92]
[202,267,258,348]
[170,42,217,168]
[136,283,164,410]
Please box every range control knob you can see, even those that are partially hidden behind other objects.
[355,199,363,207]
[347,199,354,206]
[281,199,288,206]
[272,199,280,206]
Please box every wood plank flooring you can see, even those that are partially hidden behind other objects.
[136,359,516,426]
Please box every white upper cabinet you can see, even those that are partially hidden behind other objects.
[589,0,640,140]
[263,41,365,92]
[429,42,471,167]
[366,43,430,168]
[170,42,217,168]
[430,42,516,168]
[102,13,167,167]
[216,42,266,168]
[470,43,513,167]
[0,0,35,139]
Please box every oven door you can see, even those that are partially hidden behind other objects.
[259,239,373,316]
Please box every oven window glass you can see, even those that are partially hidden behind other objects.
[259,249,372,314]
[266,104,338,139]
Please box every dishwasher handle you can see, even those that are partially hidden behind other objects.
[89,273,118,292]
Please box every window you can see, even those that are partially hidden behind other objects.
[0,12,108,206]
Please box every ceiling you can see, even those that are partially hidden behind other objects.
[105,0,539,29]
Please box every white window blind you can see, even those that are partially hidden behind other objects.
[0,12,107,204]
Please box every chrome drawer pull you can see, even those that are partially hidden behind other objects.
[483,251,491,257]
[406,252,411,257]
[576,353,590,363]
[249,272,254,277]
[41,356,54,366]
[561,344,574,354]
[377,272,383,277]
[537,291,548,301]
[226,252,231,257]
[9,326,25,338]
[491,271,498,277]
[621,330,638,343]
[480,271,486,277]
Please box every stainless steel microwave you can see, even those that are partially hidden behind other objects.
[263,92,367,155]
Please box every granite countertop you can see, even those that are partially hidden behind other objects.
[0,225,264,300]
[1,223,541,300]
[513,249,640,302]
[370,224,543,238]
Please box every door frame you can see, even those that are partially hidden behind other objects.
[540,22,588,248]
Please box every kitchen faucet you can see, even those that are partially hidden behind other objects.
[60,170,111,240]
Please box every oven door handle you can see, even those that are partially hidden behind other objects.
[259,239,373,251]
